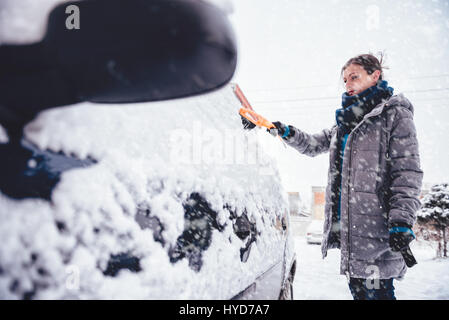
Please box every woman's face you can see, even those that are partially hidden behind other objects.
[343,64,381,96]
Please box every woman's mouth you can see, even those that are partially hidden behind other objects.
[348,90,355,96]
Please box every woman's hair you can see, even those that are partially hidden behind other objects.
[341,52,388,81]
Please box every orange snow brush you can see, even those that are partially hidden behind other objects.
[232,83,285,146]
[232,83,275,130]
[238,107,275,130]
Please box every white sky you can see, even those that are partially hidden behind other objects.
[229,0,449,204]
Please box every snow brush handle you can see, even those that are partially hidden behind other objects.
[239,108,275,129]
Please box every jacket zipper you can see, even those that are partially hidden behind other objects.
[343,100,389,280]
[346,133,353,280]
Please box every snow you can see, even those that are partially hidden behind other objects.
[0,0,67,45]
[293,235,449,300]
[0,85,290,299]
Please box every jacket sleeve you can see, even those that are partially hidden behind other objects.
[283,125,336,157]
[387,106,424,228]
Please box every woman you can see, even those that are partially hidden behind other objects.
[269,54,423,300]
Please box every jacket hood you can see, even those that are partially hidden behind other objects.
[386,93,414,115]
[364,93,414,121]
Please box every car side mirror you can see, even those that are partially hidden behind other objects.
[0,0,237,132]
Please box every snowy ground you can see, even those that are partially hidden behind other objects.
[292,235,449,300]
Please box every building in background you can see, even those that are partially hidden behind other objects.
[311,186,325,220]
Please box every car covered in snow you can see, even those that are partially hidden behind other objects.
[0,0,296,299]
[306,220,324,245]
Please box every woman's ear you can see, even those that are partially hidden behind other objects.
[372,69,381,82]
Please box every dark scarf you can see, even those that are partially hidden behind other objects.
[328,80,394,248]
[336,80,394,134]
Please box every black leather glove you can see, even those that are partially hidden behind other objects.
[241,115,256,130]
[268,121,295,139]
[389,222,415,252]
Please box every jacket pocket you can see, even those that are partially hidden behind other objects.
[350,236,390,262]
[353,170,378,193]
[350,192,384,216]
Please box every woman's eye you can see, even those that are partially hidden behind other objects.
[351,75,358,80]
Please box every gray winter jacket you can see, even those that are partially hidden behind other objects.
[285,93,423,279]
